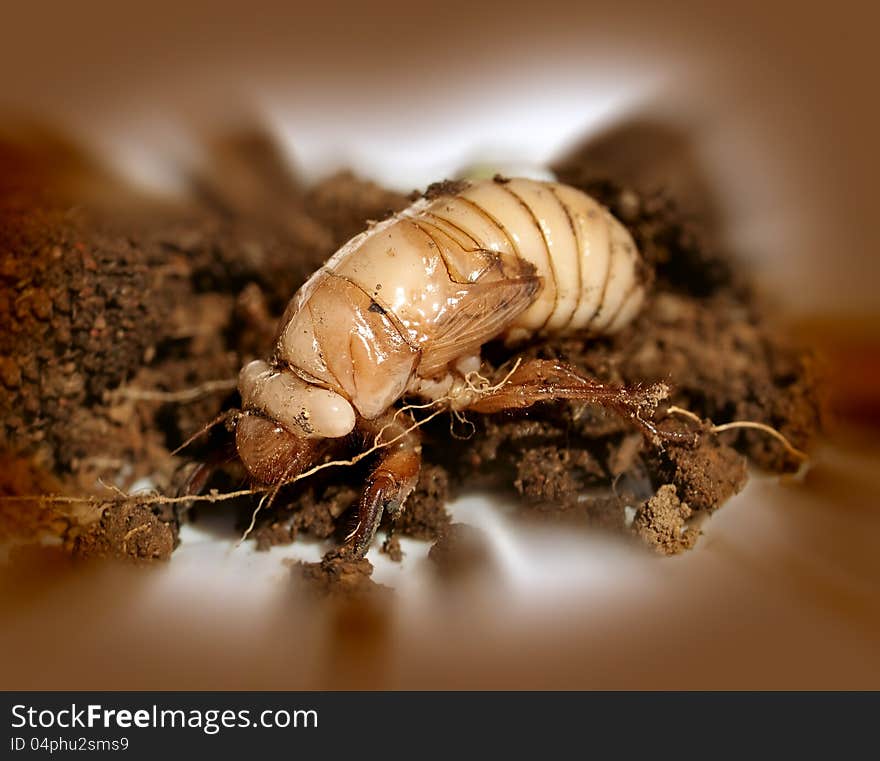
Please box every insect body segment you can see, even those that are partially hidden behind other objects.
[235,177,656,556]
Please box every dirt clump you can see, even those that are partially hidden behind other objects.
[418,178,471,202]
[290,555,388,601]
[70,501,177,562]
[381,534,404,562]
[658,435,748,513]
[631,484,699,555]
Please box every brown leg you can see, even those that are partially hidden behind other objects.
[346,415,422,557]
[463,358,690,444]
[174,441,237,497]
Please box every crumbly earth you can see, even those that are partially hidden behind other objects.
[631,484,699,555]
[0,127,825,589]
[70,500,177,562]
[289,556,389,601]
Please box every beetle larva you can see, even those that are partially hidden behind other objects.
[233,176,667,555]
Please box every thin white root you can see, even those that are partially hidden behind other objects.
[236,403,449,544]
[665,405,809,461]
[110,378,238,403]
[287,405,448,485]
[665,405,702,425]
[450,409,476,440]
[239,490,273,546]
[0,484,267,508]
[0,359,531,543]
[373,398,448,449]
[96,477,130,500]
[464,357,522,394]
[171,409,238,455]
[1,404,452,536]
[711,421,809,461]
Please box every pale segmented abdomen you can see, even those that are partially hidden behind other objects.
[424,178,646,338]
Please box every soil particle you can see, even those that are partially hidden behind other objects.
[252,483,357,551]
[418,178,471,202]
[70,501,177,562]
[515,446,605,503]
[631,484,699,555]
[658,436,748,513]
[291,555,388,601]
[381,534,404,562]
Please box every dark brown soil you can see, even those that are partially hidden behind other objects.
[70,500,177,562]
[0,125,825,590]
[389,464,451,541]
[290,556,389,601]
